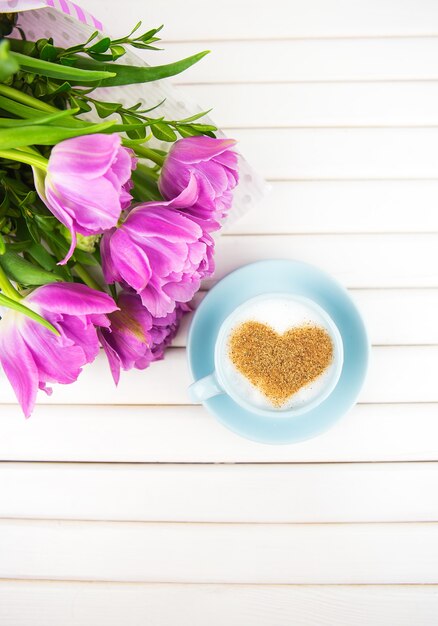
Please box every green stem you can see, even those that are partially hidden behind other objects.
[73,263,103,291]
[0,149,48,171]
[0,84,58,114]
[129,144,165,166]
[136,162,159,181]
[0,291,59,335]
[131,164,162,201]
[0,264,22,300]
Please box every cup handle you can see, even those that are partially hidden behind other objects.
[188,372,224,403]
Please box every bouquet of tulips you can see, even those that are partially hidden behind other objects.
[0,10,239,416]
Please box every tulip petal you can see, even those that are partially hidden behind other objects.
[0,324,38,418]
[168,137,236,163]
[111,146,136,186]
[50,173,122,232]
[110,228,152,291]
[60,315,101,362]
[20,320,85,385]
[49,134,121,180]
[98,329,121,385]
[28,283,118,316]
[126,200,202,243]
[139,277,175,317]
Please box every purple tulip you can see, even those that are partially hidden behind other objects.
[158,136,239,230]
[41,134,136,264]
[101,179,214,318]
[149,301,190,361]
[99,290,189,384]
[0,283,118,417]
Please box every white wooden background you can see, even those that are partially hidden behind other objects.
[1,0,438,623]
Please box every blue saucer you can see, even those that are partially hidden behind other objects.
[187,260,369,444]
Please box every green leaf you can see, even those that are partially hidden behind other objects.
[177,124,203,138]
[189,123,217,133]
[134,98,166,114]
[0,108,80,128]
[0,192,10,215]
[0,40,20,82]
[0,95,42,120]
[40,43,58,62]
[88,37,111,54]
[178,109,213,123]
[0,292,59,335]
[130,42,162,51]
[0,233,5,255]
[44,80,72,97]
[23,215,42,244]
[73,249,100,267]
[0,93,88,128]
[82,30,100,47]
[70,97,92,114]
[25,242,72,281]
[0,120,117,150]
[151,122,177,142]
[138,25,163,41]
[110,45,126,61]
[10,51,117,83]
[120,113,147,140]
[72,51,210,86]
[126,21,143,38]
[18,190,38,208]
[5,241,32,253]
[26,242,61,272]
[94,101,122,118]
[0,250,62,286]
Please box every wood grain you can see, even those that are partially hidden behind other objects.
[225,181,438,234]
[1,581,438,626]
[211,235,438,288]
[162,39,438,83]
[182,82,438,128]
[230,128,438,179]
[0,403,436,463]
[1,462,438,522]
[2,519,438,583]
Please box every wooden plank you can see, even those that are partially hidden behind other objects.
[2,519,438,583]
[226,181,438,234]
[182,82,438,127]
[210,235,438,288]
[229,129,438,179]
[0,346,435,406]
[161,39,438,84]
[2,462,438,523]
[1,581,438,626]
[86,0,438,39]
[0,403,436,463]
[175,289,438,347]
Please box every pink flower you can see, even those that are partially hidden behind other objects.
[101,179,214,318]
[99,290,189,384]
[40,134,136,264]
[149,301,190,361]
[0,283,117,417]
[158,136,239,229]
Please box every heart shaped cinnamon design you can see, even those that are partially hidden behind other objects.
[228,321,333,407]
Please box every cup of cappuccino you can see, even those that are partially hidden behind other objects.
[188,292,344,417]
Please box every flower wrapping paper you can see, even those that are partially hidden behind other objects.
[1,0,266,227]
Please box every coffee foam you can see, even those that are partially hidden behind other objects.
[221,295,339,412]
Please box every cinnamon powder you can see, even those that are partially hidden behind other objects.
[228,321,334,407]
